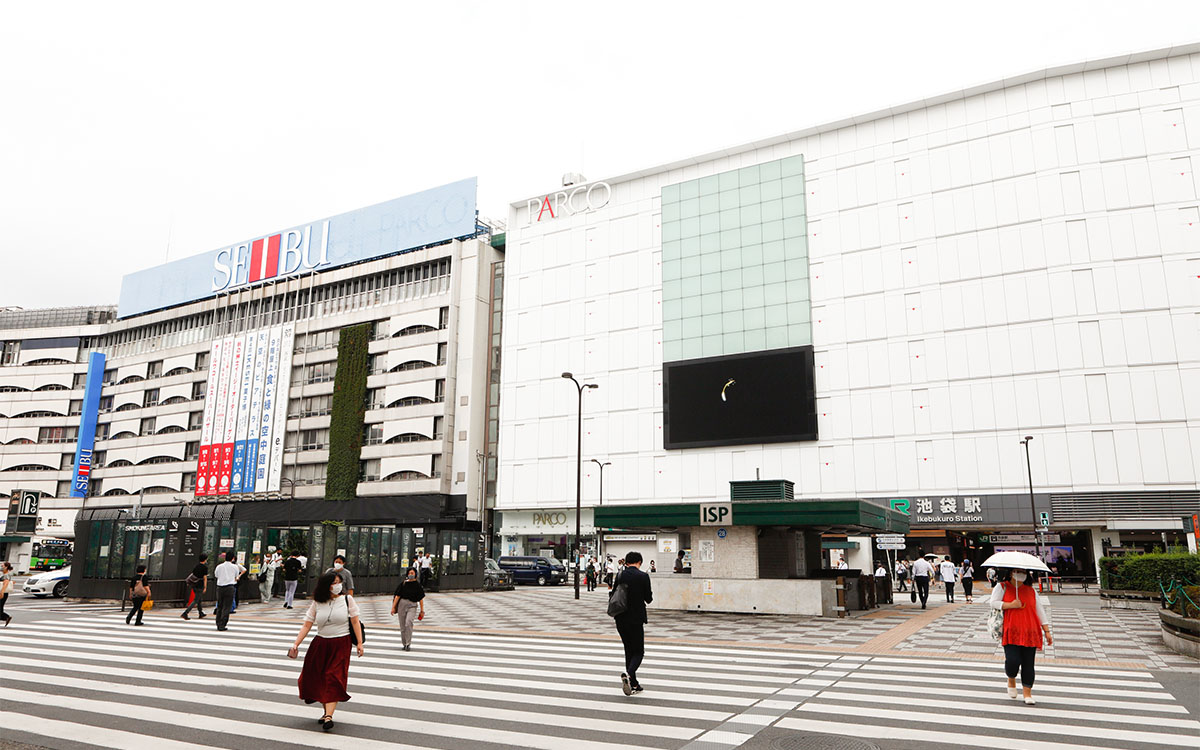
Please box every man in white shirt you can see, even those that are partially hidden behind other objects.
[836,558,849,570]
[419,553,433,586]
[214,551,245,632]
[939,556,958,602]
[910,556,935,609]
[895,560,909,592]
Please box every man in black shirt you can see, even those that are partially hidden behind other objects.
[181,553,208,620]
[126,565,152,626]
[281,552,303,609]
[613,550,653,695]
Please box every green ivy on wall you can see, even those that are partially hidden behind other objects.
[325,323,371,500]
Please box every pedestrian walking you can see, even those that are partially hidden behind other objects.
[910,555,934,609]
[649,560,656,573]
[609,550,653,696]
[895,559,909,592]
[939,556,957,602]
[214,551,245,631]
[259,553,278,603]
[961,560,975,603]
[390,567,425,651]
[282,551,303,609]
[605,556,616,590]
[990,568,1052,704]
[0,561,14,627]
[181,553,208,620]
[419,553,433,586]
[585,559,597,591]
[673,550,685,573]
[126,565,151,626]
[288,572,364,732]
[324,556,355,597]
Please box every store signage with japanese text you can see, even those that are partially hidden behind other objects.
[890,493,1051,528]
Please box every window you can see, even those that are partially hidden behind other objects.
[435,379,446,402]
[195,351,209,370]
[191,381,206,400]
[437,342,447,365]
[56,480,71,497]
[431,454,442,478]
[60,453,76,470]
[386,396,431,409]
[2,464,56,472]
[99,395,113,413]
[92,450,106,467]
[115,402,139,412]
[147,360,162,378]
[1,341,19,366]
[68,399,83,416]
[360,458,380,481]
[287,429,329,451]
[143,388,159,408]
[95,423,110,440]
[102,369,116,384]
[140,417,156,436]
[292,395,332,417]
[182,473,196,491]
[39,426,78,444]
[304,362,335,384]
[439,306,450,329]
[433,416,444,440]
[188,411,203,430]
[364,424,383,445]
[184,441,200,460]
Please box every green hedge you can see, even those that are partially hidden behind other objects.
[1099,552,1200,592]
[324,323,371,501]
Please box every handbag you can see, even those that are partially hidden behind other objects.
[607,574,629,618]
[257,570,267,583]
[141,599,154,611]
[132,575,148,598]
[988,605,1004,641]
[185,573,200,586]
[910,586,917,603]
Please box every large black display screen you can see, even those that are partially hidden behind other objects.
[663,346,818,449]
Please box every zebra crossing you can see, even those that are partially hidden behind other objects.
[0,613,1195,750]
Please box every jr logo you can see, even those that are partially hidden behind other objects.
[890,498,911,516]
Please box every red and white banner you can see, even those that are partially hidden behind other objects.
[195,338,223,497]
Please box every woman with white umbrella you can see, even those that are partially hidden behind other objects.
[985,551,1053,705]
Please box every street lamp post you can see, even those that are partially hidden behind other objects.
[562,372,598,601]
[590,458,610,563]
[1019,436,1043,562]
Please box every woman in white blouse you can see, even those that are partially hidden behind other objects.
[288,571,364,731]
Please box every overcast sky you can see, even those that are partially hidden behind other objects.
[1,2,1196,311]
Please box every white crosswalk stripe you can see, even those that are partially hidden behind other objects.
[1,614,1194,750]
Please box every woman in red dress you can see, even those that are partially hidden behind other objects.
[989,567,1053,704]
[287,571,364,731]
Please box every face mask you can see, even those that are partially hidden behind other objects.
[333,562,343,569]
[331,583,343,595]
[1012,571,1027,583]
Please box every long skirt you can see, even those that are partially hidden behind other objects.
[298,634,352,704]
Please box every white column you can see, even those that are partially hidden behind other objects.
[846,536,874,571]
[1088,527,1109,584]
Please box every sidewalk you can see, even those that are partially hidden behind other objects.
[227,584,1200,671]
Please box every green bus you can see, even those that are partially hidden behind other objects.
[30,539,73,570]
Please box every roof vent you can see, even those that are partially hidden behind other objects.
[562,172,586,187]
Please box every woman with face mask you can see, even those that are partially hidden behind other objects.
[989,568,1053,704]
[390,567,426,651]
[288,572,364,731]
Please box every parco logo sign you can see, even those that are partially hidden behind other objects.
[528,181,612,222]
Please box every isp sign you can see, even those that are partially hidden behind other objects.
[700,503,731,526]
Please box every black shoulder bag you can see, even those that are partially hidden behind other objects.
[607,572,629,618]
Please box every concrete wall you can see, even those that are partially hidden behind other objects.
[687,525,758,579]
[648,574,835,616]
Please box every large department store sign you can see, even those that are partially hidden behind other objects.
[527,181,611,222]
[118,178,477,317]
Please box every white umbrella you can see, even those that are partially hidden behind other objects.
[981,550,1050,573]
[923,552,940,559]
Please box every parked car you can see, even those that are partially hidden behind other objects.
[24,566,71,598]
[483,558,515,590]
[496,556,567,586]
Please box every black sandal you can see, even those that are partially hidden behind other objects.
[321,716,334,731]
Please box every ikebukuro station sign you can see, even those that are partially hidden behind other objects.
[117,178,478,318]
[889,493,1051,528]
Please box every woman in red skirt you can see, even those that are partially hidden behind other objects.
[288,571,364,731]
[990,567,1053,705]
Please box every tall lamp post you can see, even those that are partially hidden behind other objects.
[1019,436,1043,562]
[590,459,610,563]
[562,372,598,600]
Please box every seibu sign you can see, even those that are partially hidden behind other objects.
[528,181,612,222]
[211,221,331,292]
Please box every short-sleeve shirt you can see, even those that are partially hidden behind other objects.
[215,561,244,586]
[190,563,208,580]
[304,595,360,638]
[939,561,957,583]
[129,573,152,591]
[283,557,302,581]
[395,579,425,602]
[0,572,11,593]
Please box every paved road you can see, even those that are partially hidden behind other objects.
[0,604,1196,750]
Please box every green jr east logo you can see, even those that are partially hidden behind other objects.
[890,498,911,516]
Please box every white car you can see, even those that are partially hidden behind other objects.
[23,566,71,598]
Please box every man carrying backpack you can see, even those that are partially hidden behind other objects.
[608,550,653,695]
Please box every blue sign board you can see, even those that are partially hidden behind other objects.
[118,178,478,318]
[717,528,727,539]
[69,352,106,498]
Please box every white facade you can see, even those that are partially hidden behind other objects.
[498,46,1200,520]
[0,235,501,570]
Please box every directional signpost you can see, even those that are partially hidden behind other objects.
[875,534,906,550]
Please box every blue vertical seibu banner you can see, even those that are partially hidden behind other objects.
[70,352,106,498]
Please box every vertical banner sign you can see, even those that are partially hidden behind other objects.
[266,322,295,492]
[196,338,223,496]
[231,332,256,494]
[69,352,106,498]
[243,329,269,493]
[211,336,235,495]
[218,335,245,495]
[257,327,283,490]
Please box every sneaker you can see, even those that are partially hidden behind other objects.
[620,673,632,696]
[181,613,190,620]
[1007,687,1018,699]
[134,622,144,626]
[1024,696,1036,705]
[198,613,207,618]
[630,685,644,694]
[403,644,411,652]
